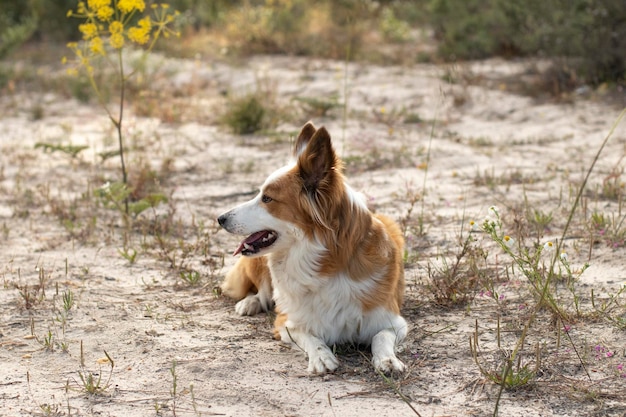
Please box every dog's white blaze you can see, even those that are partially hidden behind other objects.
[264,162,295,187]
[345,183,369,211]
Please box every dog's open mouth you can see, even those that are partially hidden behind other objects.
[233,230,278,256]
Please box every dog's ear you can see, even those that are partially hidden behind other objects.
[297,126,337,193]
[293,121,317,158]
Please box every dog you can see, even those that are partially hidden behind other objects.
[217,122,407,375]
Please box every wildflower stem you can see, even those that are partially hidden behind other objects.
[554,107,626,263]
[418,96,439,235]
[114,48,129,215]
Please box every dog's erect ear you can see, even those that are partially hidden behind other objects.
[297,126,337,193]
[293,121,317,158]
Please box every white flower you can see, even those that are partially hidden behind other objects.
[469,220,478,231]
[503,235,514,248]
[543,241,554,252]
[560,251,568,261]
[482,216,496,229]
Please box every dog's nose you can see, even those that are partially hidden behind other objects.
[217,214,227,227]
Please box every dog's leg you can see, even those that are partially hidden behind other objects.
[371,322,407,375]
[278,326,339,373]
[234,278,273,316]
[222,257,273,316]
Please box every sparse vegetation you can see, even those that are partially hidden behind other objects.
[222,93,267,135]
[76,343,115,396]
[0,1,625,416]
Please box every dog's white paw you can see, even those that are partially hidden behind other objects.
[235,294,263,316]
[373,354,405,376]
[307,345,339,374]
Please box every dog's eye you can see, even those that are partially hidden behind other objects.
[261,194,273,204]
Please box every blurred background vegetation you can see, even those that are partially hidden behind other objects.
[1,0,624,88]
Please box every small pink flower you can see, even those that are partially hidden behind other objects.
[563,325,571,332]
[617,364,623,371]
[499,294,505,300]
[606,351,614,358]
[485,291,492,297]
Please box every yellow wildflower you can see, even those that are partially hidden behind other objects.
[96,5,114,21]
[77,1,87,15]
[90,36,105,55]
[87,0,110,11]
[109,20,123,34]
[118,0,145,14]
[110,32,125,49]
[128,16,151,44]
[79,22,98,40]
[139,16,151,29]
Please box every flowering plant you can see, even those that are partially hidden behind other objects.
[64,0,179,216]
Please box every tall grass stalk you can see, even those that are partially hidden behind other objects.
[491,107,626,416]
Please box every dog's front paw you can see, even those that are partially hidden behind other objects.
[235,294,263,316]
[308,345,339,374]
[373,355,405,376]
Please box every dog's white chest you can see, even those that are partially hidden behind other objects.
[269,250,386,346]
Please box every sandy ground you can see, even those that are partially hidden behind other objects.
[1,54,626,416]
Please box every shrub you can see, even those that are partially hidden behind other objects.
[222,94,267,135]
[429,0,626,84]
[511,0,626,84]
[0,4,36,59]
[429,0,515,60]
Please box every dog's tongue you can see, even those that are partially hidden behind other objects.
[233,231,269,256]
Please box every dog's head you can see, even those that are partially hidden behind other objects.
[217,122,344,257]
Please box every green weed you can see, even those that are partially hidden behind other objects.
[76,342,115,395]
[426,228,488,306]
[222,93,267,135]
[95,181,168,219]
[118,246,139,264]
[62,289,74,312]
[38,329,55,352]
[179,269,201,286]
[34,142,88,159]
